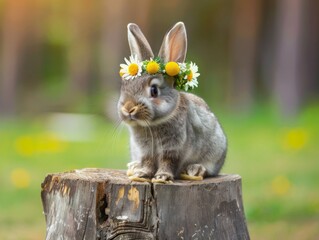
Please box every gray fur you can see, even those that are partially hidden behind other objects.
[127,23,154,61]
[118,22,227,181]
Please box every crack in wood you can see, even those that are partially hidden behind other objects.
[81,185,96,240]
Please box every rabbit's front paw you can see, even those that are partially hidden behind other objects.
[129,174,152,182]
[152,172,174,184]
[180,164,206,181]
[127,161,140,176]
[127,162,153,182]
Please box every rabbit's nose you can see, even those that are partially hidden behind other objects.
[128,106,138,115]
[121,102,138,117]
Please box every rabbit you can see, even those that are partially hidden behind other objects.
[118,22,227,183]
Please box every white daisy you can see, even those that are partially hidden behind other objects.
[120,55,143,80]
[178,62,187,72]
[184,62,200,90]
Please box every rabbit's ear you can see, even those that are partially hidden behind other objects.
[158,22,187,63]
[127,23,154,61]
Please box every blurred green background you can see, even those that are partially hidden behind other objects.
[0,0,319,239]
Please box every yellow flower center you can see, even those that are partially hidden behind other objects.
[165,62,180,76]
[146,61,160,74]
[128,63,139,76]
[119,69,125,77]
[187,71,193,81]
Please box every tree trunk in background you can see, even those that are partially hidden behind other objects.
[67,0,96,104]
[0,0,29,116]
[273,0,304,117]
[300,0,319,101]
[229,0,262,111]
[99,1,126,92]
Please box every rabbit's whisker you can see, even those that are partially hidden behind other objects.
[144,120,155,159]
[110,119,125,150]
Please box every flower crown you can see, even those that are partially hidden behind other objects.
[119,55,200,91]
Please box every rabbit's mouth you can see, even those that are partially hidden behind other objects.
[120,101,152,126]
[121,115,152,127]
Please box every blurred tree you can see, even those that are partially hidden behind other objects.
[273,0,305,116]
[0,0,30,115]
[229,0,262,111]
[99,0,126,92]
[0,0,43,115]
[67,0,97,106]
[299,0,319,104]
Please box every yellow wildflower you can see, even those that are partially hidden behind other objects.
[146,61,160,74]
[165,62,180,76]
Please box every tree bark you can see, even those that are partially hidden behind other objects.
[41,168,250,240]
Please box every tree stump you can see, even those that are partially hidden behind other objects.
[41,168,250,240]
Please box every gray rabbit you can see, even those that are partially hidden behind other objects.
[118,22,227,183]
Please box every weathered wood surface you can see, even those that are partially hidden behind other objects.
[41,168,250,240]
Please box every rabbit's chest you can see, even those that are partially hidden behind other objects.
[131,125,187,153]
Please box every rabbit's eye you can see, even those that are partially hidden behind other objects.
[150,85,158,98]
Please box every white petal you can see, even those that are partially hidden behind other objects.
[194,73,200,78]
[131,55,138,62]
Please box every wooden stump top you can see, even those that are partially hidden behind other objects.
[41,168,242,186]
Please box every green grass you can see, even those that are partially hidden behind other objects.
[0,104,319,239]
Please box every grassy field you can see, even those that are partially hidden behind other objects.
[0,104,319,239]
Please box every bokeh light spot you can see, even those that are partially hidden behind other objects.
[271,175,291,196]
[15,135,36,156]
[282,128,309,151]
[14,133,67,156]
[10,168,31,189]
